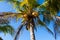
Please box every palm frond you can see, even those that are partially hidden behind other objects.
[0,25,14,35]
[20,0,39,8]
[16,13,23,21]
[0,12,24,21]
[14,24,23,40]
[0,18,14,35]
[0,18,9,24]
[43,12,53,24]
[37,17,46,26]
[0,12,16,18]
[37,17,53,35]
[41,1,49,7]
[39,0,60,16]
[45,26,54,35]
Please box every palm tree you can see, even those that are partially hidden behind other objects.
[0,0,60,40]
[0,8,53,40]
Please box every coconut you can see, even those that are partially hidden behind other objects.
[23,14,27,18]
[32,12,38,17]
[22,14,28,20]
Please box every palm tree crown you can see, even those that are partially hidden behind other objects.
[0,0,60,40]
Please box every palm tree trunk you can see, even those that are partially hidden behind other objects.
[30,23,35,40]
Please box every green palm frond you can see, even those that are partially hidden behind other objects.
[0,12,16,18]
[0,12,24,21]
[0,18,14,35]
[20,0,39,8]
[43,12,53,24]
[0,18,9,24]
[41,1,49,7]
[37,0,49,9]
[16,13,24,21]
[37,17,46,26]
[0,25,14,35]
[39,0,60,16]
[45,26,54,35]
[14,24,23,40]
[37,17,53,35]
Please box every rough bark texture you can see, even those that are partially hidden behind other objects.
[30,23,35,40]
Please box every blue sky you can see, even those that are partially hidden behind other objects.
[0,0,60,40]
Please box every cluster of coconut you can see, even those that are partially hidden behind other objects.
[22,11,38,19]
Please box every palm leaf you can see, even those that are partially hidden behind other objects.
[0,25,14,35]
[0,18,9,24]
[20,0,40,8]
[43,12,53,24]
[16,13,23,21]
[0,12,24,21]
[45,26,54,35]
[14,24,23,40]
[37,17,46,26]
[0,18,14,35]
[40,1,49,7]
[37,17,53,35]
[39,0,59,16]
[0,12,16,18]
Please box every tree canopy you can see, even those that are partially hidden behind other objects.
[0,0,60,40]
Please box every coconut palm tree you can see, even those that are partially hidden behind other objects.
[0,0,60,40]
[0,8,53,40]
